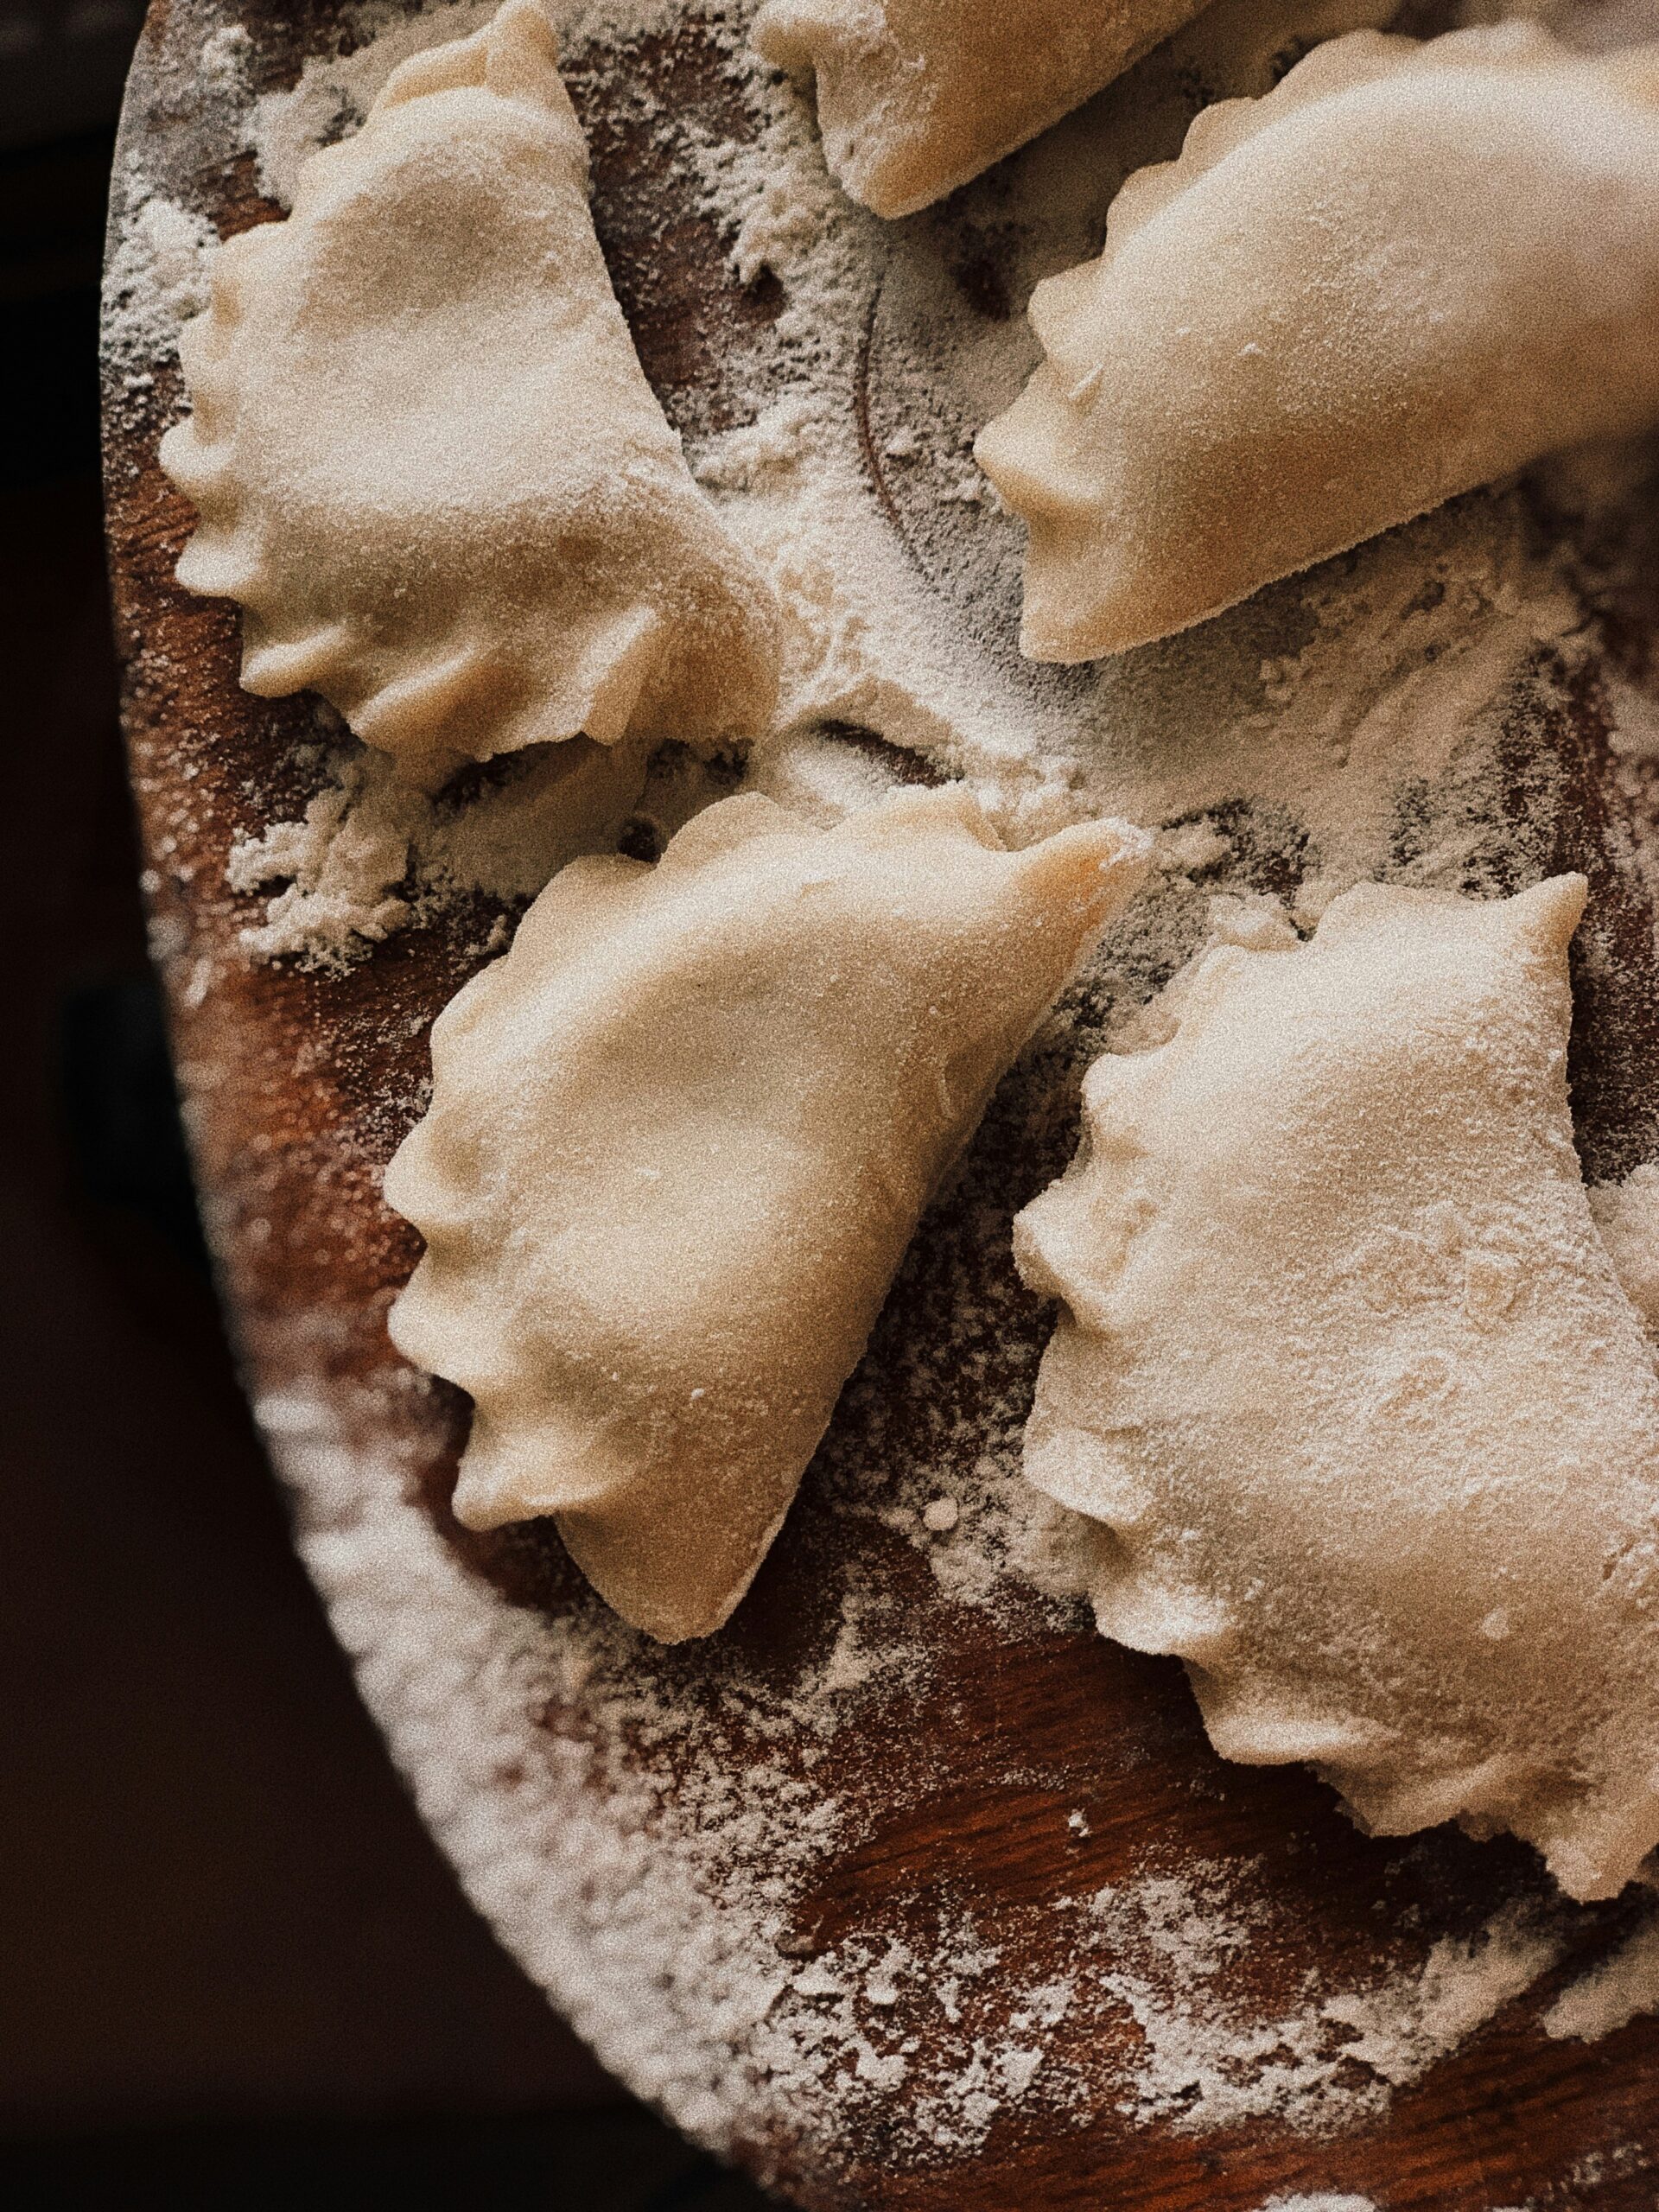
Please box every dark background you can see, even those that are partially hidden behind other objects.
[1,3,773,2203]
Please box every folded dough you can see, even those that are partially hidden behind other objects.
[976,23,1659,662]
[752,0,1207,218]
[385,785,1149,1641]
[161,0,779,779]
[1015,875,1659,1901]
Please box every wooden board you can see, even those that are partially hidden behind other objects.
[105,3,1659,2204]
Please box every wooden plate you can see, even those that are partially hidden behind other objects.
[105,2,1659,2203]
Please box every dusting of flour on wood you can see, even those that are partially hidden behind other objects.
[1255,2197,1380,2211]
[105,0,1659,2199]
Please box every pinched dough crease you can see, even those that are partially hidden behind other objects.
[386,786,1148,1641]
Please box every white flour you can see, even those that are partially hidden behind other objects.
[105,0,1659,2183]
[100,194,219,378]
[221,733,689,969]
[1545,1909,1659,2041]
[1257,2197,1380,2211]
[1083,1869,1562,2134]
[294,1361,1579,2160]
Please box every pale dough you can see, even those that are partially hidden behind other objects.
[976,22,1659,662]
[1015,876,1659,1902]
[751,0,1208,219]
[1592,1164,1659,1340]
[161,0,779,780]
[385,785,1150,1641]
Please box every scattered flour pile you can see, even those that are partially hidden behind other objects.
[274,1366,1610,2170]
[1089,1876,1563,2133]
[223,734,690,969]
[105,0,1659,2183]
[101,194,219,376]
[1257,2197,1380,2212]
[1546,1910,1659,2041]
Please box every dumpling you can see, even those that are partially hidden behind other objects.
[1014,876,1659,1902]
[385,785,1150,1641]
[751,0,1209,219]
[975,23,1659,662]
[160,0,779,781]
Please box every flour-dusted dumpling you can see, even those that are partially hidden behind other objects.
[385,785,1149,1640]
[752,0,1208,218]
[1014,877,1659,1901]
[976,23,1659,662]
[160,0,779,779]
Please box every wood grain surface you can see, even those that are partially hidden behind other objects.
[105,3,1659,2206]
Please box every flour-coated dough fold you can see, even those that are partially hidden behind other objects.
[386,785,1150,1640]
[976,23,1659,661]
[1016,876,1659,1901]
[161,0,779,778]
[751,0,1208,218]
